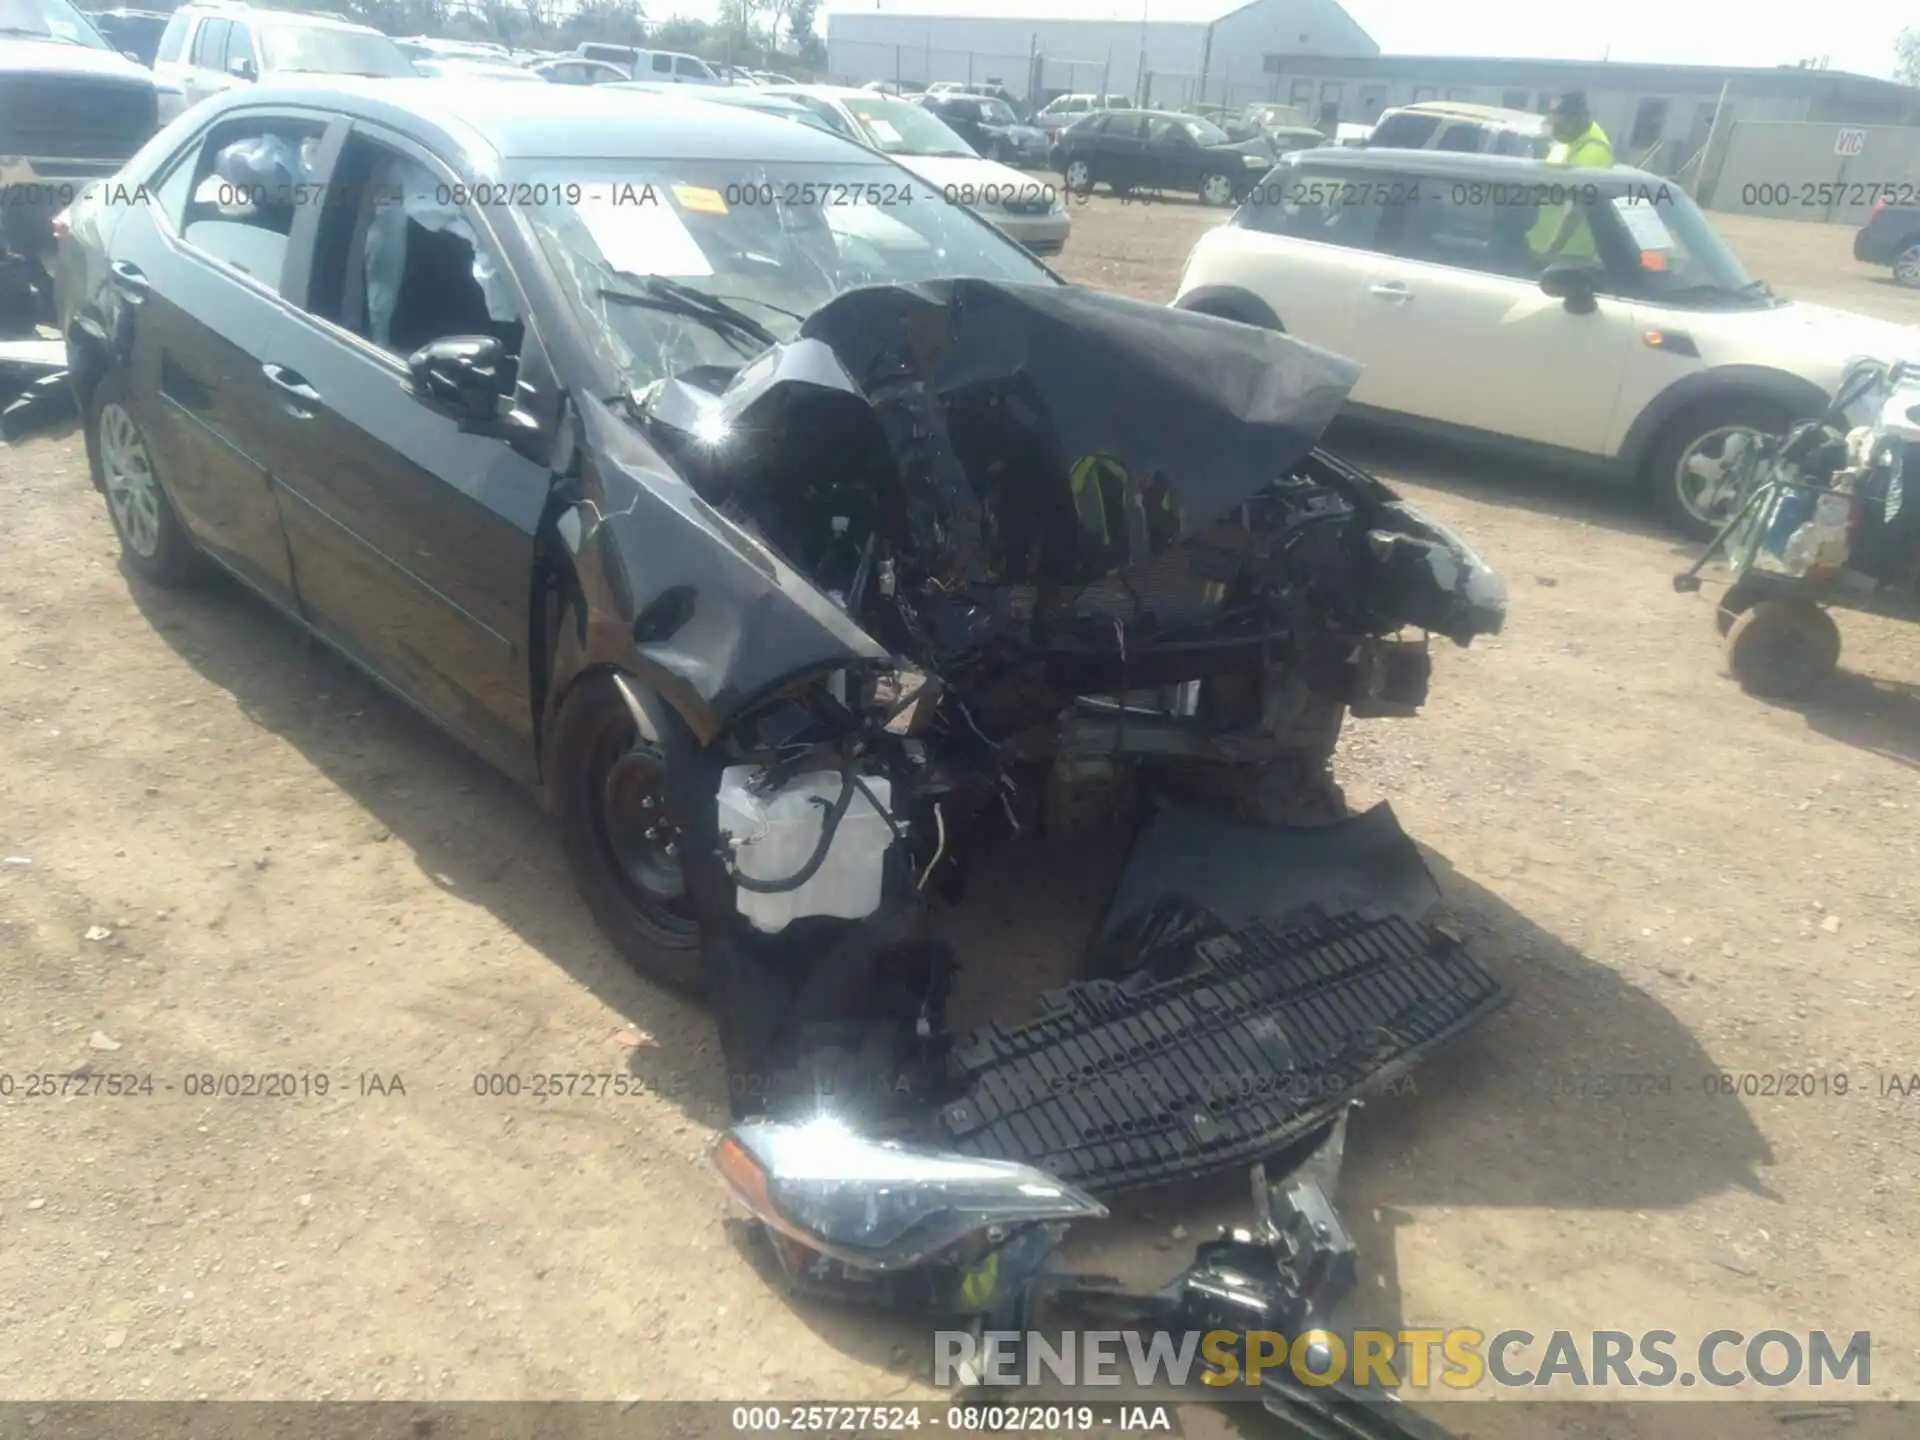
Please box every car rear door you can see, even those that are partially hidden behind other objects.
[1346,173,1634,454]
[181,17,234,107]
[1204,166,1413,361]
[261,121,559,781]
[1096,113,1150,191]
[108,106,342,612]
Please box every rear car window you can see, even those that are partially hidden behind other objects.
[189,16,228,68]
[1238,171,1405,252]
[161,117,327,286]
[1369,113,1440,148]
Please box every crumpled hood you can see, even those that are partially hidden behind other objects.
[650,278,1362,588]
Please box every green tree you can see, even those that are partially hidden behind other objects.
[1897,27,1920,85]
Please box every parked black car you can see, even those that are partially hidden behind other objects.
[918,91,1049,168]
[57,78,1501,1113]
[1053,108,1275,206]
[86,6,171,63]
[1853,200,1920,287]
[1,0,159,334]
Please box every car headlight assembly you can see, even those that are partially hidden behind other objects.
[712,1116,1108,1271]
[1242,153,1271,169]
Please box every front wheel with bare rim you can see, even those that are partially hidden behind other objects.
[84,373,200,585]
[551,673,704,994]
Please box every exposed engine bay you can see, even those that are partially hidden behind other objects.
[613,279,1505,1132]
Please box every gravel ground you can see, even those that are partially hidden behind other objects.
[1,196,1917,1427]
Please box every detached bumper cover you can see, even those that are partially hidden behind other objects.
[938,907,1504,1193]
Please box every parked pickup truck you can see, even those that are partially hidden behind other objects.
[1,0,159,334]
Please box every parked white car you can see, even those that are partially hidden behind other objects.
[1368,102,1549,158]
[152,1,412,121]
[1174,148,1920,534]
[761,84,1071,256]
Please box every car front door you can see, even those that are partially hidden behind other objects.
[1097,113,1149,192]
[110,107,341,611]
[1346,174,1634,454]
[263,122,558,780]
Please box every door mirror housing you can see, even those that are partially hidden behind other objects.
[407,335,508,430]
[1540,263,1598,315]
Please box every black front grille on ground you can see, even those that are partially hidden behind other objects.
[939,910,1504,1193]
[0,76,157,161]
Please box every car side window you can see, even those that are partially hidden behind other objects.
[162,116,327,287]
[1434,124,1485,153]
[1238,169,1395,252]
[190,17,228,69]
[1369,113,1438,149]
[673,56,703,77]
[1392,178,1545,280]
[793,95,857,138]
[651,53,671,73]
[155,10,189,62]
[1145,117,1179,144]
[224,21,252,71]
[1105,115,1148,140]
[301,132,524,367]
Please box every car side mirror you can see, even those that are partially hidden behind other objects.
[407,335,507,430]
[227,55,256,80]
[1539,263,1598,315]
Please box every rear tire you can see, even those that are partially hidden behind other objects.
[1725,599,1840,698]
[551,673,705,995]
[1894,240,1920,287]
[1064,157,1094,195]
[84,371,201,586]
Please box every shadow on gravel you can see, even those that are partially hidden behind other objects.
[1772,668,1920,772]
[130,558,1771,1413]
[126,562,736,1127]
[1323,420,1693,554]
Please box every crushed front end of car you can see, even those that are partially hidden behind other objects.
[546,278,1503,1425]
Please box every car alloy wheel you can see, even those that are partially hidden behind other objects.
[1672,424,1764,531]
[1895,242,1920,288]
[98,401,163,559]
[1065,159,1092,194]
[1200,172,1236,206]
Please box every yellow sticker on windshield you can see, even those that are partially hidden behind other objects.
[673,185,729,215]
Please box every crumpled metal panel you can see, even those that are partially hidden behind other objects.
[645,278,1365,589]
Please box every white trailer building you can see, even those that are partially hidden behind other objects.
[822,0,1379,112]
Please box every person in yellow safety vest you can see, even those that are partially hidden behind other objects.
[1528,91,1614,264]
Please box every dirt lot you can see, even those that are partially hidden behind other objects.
[2,198,1918,1427]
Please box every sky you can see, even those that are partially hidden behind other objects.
[673,0,1914,82]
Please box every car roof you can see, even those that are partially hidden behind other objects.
[1382,101,1546,130]
[202,80,879,162]
[1286,147,1661,188]
[180,4,384,33]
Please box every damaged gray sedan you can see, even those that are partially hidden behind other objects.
[55,83,1507,1164]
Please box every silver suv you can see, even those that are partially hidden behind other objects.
[152,1,412,122]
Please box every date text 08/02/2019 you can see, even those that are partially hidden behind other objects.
[728,1405,1174,1433]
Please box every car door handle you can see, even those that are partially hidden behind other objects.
[261,363,319,415]
[1369,283,1414,301]
[109,261,149,301]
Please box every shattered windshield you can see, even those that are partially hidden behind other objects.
[841,95,975,157]
[0,0,109,47]
[518,158,1057,393]
[261,24,413,76]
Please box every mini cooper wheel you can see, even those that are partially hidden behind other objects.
[552,673,704,995]
[1894,241,1920,288]
[84,373,200,585]
[1648,397,1794,540]
[1199,171,1237,207]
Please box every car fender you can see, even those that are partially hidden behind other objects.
[1172,284,1284,331]
[1615,365,1830,473]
